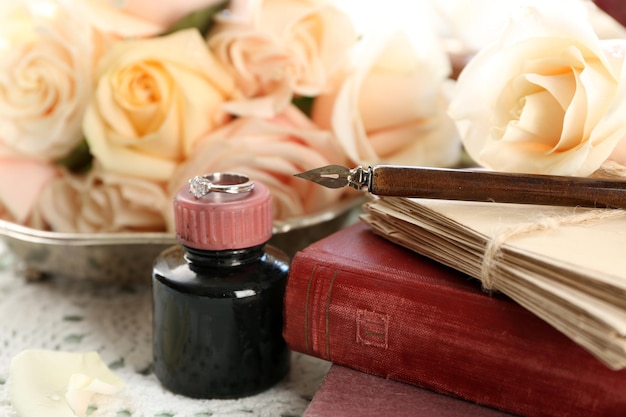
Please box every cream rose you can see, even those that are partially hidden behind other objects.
[449,2,626,176]
[608,139,626,167]
[83,28,237,181]
[0,1,93,161]
[312,30,461,167]
[168,105,350,221]
[37,163,170,233]
[208,0,357,117]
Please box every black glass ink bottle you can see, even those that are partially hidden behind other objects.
[152,173,291,399]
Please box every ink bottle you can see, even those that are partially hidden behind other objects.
[152,173,291,399]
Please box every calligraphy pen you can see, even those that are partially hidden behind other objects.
[294,165,626,209]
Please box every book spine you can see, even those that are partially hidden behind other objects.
[283,250,626,417]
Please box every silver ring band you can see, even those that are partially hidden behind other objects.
[189,173,254,198]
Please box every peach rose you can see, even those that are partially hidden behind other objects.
[0,1,93,161]
[449,2,626,176]
[61,0,165,38]
[55,0,172,72]
[83,28,237,181]
[0,156,60,227]
[37,163,170,233]
[208,0,357,117]
[120,0,226,28]
[312,30,461,167]
[168,105,350,221]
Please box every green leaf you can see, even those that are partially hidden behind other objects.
[292,96,315,117]
[164,1,230,37]
[57,140,92,173]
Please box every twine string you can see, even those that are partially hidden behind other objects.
[591,159,626,179]
[480,208,626,292]
[481,159,626,291]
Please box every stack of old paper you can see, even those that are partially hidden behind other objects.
[362,197,626,370]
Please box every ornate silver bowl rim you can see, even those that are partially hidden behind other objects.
[0,196,365,282]
[0,196,360,245]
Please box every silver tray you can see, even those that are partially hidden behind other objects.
[0,196,364,284]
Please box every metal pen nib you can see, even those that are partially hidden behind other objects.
[294,164,626,209]
[294,165,369,190]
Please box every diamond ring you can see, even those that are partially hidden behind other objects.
[189,173,254,198]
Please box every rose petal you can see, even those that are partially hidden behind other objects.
[9,350,124,417]
[0,158,59,224]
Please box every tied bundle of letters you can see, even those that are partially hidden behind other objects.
[362,197,626,370]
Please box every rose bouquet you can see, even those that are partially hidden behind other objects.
[3,0,625,239]
[0,0,462,234]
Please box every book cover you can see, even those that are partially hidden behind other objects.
[304,364,518,417]
[283,221,626,417]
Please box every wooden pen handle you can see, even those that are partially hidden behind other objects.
[370,165,626,209]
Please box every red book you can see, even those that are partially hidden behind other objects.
[304,364,517,417]
[283,222,626,417]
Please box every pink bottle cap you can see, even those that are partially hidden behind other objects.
[173,173,273,250]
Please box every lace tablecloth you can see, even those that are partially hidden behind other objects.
[0,245,330,417]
